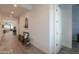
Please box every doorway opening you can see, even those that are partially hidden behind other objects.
[72,4,79,48]
[4,21,14,32]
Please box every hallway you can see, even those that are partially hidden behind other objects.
[0,4,73,54]
[0,31,44,54]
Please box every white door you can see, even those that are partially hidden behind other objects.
[55,5,62,53]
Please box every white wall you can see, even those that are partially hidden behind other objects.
[49,5,55,53]
[19,5,50,53]
[19,11,32,40]
[31,5,49,53]
[19,4,61,54]
[19,5,54,53]
[60,5,72,48]
[49,4,63,53]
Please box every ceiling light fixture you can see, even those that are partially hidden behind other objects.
[13,4,17,7]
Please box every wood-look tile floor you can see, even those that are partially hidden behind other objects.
[0,31,45,54]
[58,41,79,54]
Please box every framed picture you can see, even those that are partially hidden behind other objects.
[24,17,28,28]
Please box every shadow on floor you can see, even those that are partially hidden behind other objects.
[58,40,79,54]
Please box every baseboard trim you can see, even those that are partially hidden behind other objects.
[30,43,47,54]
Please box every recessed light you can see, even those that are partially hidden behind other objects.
[13,4,17,7]
[11,11,14,14]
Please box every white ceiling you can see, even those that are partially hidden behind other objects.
[0,4,31,18]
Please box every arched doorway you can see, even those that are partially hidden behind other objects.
[4,21,13,32]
